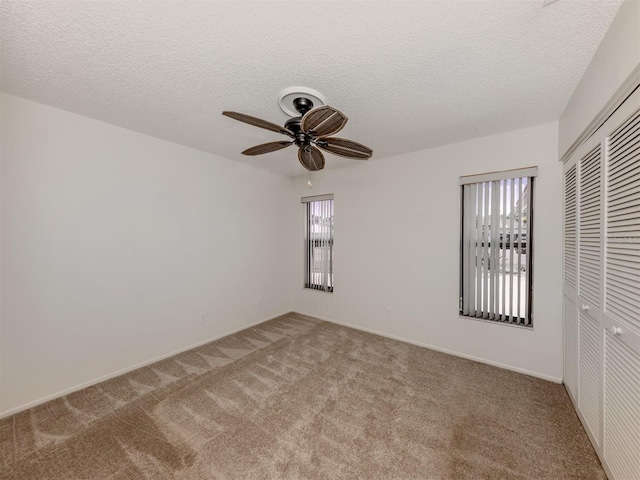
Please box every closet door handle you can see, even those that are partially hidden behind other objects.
[581,304,590,311]
[611,326,622,335]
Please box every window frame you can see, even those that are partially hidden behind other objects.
[302,194,334,293]
[459,167,536,327]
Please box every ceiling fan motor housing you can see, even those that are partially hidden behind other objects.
[284,116,309,147]
[285,98,317,147]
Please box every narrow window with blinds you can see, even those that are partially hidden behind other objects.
[302,194,334,292]
[459,167,537,327]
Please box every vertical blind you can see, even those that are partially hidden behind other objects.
[459,167,537,326]
[302,195,334,292]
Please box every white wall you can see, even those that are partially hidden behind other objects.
[559,0,640,158]
[0,94,293,414]
[0,94,564,415]
[291,122,563,382]
[0,94,3,413]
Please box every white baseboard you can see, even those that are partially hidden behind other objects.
[294,310,563,384]
[2,310,562,419]
[0,311,291,419]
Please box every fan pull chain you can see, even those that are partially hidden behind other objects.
[307,173,313,189]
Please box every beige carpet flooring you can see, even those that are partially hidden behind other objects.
[0,313,605,479]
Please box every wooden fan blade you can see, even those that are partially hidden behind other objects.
[242,141,293,156]
[317,137,373,159]
[222,111,294,137]
[301,106,348,137]
[298,146,325,171]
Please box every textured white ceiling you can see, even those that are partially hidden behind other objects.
[1,1,624,177]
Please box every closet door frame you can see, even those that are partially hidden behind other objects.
[562,160,579,403]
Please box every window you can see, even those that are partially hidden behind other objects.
[302,194,334,292]
[459,167,536,327]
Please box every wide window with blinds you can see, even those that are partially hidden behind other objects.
[302,194,334,292]
[459,167,537,326]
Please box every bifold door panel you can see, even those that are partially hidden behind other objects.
[563,87,640,480]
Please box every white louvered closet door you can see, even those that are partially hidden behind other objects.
[601,88,640,480]
[563,86,640,480]
[563,164,578,400]
[577,136,603,447]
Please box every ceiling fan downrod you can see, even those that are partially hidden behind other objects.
[285,97,315,147]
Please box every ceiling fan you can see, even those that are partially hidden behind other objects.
[223,97,373,171]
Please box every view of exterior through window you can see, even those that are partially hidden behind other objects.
[460,169,536,326]
[303,195,334,292]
